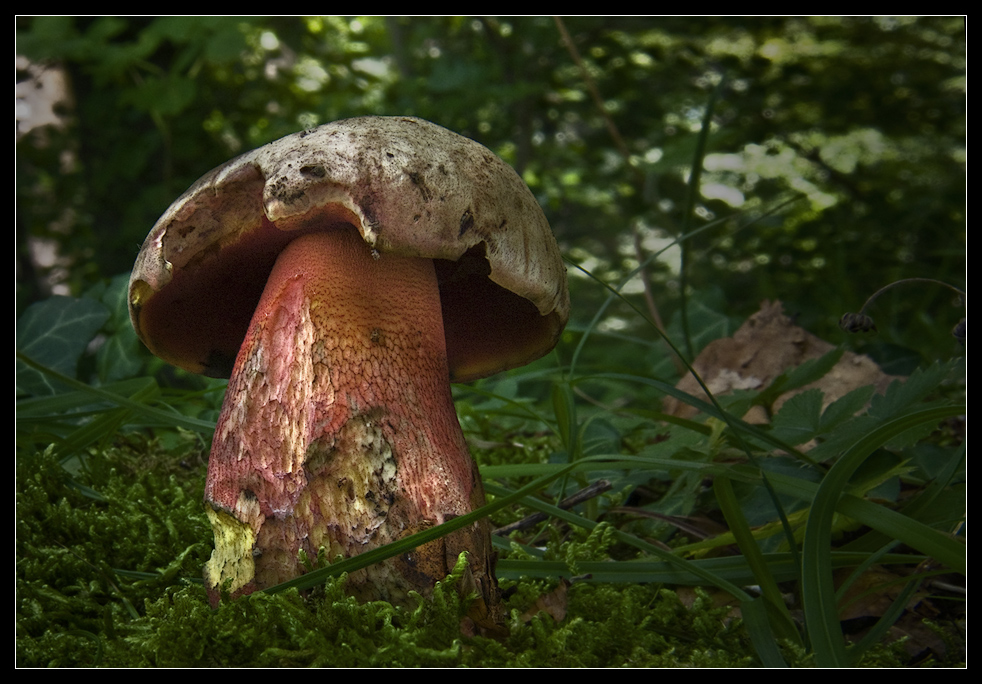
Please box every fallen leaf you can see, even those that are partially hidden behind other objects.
[665,300,902,422]
[520,580,570,623]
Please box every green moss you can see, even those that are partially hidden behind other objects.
[18,440,777,667]
[16,439,213,666]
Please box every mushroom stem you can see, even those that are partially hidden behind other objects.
[202,227,496,613]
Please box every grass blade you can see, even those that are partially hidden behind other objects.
[802,404,964,667]
[714,475,801,645]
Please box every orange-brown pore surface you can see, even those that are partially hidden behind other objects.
[202,227,496,615]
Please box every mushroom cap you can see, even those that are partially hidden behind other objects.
[128,116,569,382]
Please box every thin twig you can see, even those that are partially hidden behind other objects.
[552,17,631,160]
[493,480,612,536]
[553,16,670,342]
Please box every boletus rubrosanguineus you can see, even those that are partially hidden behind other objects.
[128,116,569,625]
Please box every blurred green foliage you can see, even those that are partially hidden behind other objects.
[17,16,965,375]
[16,17,966,667]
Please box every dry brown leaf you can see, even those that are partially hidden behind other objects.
[519,580,570,623]
[835,566,962,661]
[665,300,902,422]
[835,567,928,621]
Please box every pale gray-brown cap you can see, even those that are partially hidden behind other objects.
[129,116,569,382]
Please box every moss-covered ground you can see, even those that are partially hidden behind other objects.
[18,432,944,668]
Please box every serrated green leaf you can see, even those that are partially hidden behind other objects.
[869,359,962,420]
[808,360,963,461]
[818,384,876,432]
[770,387,825,445]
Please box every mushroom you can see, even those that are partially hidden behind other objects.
[128,116,569,619]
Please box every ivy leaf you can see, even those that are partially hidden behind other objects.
[93,274,146,383]
[16,296,110,396]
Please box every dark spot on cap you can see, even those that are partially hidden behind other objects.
[300,164,327,178]
[407,171,431,202]
[459,209,475,237]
